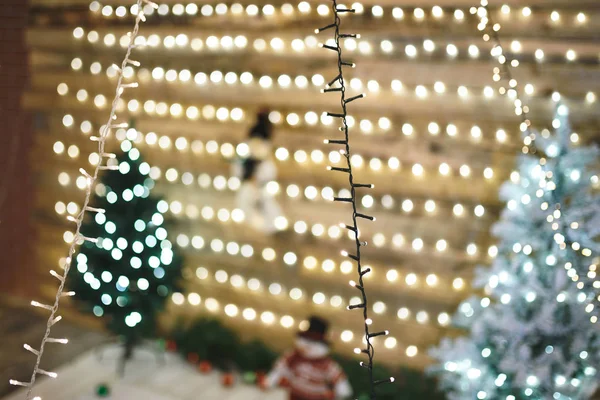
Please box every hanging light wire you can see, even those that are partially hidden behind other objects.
[316,1,392,398]
[9,1,156,399]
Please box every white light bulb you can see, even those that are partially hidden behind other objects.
[372,6,384,17]
[468,45,479,58]
[535,49,545,61]
[412,164,424,176]
[453,278,464,290]
[405,273,417,285]
[397,307,410,319]
[392,7,404,19]
[439,163,450,176]
[341,330,353,342]
[446,44,458,57]
[406,346,418,358]
[423,39,435,52]
[586,92,596,103]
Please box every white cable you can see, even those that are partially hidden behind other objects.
[10,1,156,398]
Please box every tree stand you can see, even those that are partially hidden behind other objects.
[93,336,166,377]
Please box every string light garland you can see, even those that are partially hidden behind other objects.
[54,163,494,227]
[55,195,494,265]
[57,85,548,148]
[61,57,597,105]
[88,1,594,31]
[9,1,155,398]
[69,26,593,67]
[188,265,455,328]
[54,113,504,182]
[50,133,500,267]
[52,193,477,295]
[50,128,485,293]
[316,1,392,397]
[476,0,599,321]
[168,294,422,358]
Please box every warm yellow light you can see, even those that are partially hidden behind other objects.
[412,164,424,176]
[435,239,446,252]
[384,337,397,349]
[392,7,403,19]
[373,301,386,314]
[303,256,317,269]
[340,261,353,274]
[281,315,294,328]
[386,269,398,282]
[341,330,353,342]
[261,311,275,324]
[425,200,436,213]
[439,163,450,176]
[243,308,257,320]
[453,278,464,290]
[224,304,239,317]
[426,274,438,286]
[406,345,418,357]
[438,313,450,326]
[289,288,303,300]
[205,298,219,312]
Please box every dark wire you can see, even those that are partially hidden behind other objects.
[316,2,393,398]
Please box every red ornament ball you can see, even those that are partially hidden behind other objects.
[187,353,199,364]
[279,377,290,388]
[221,373,235,387]
[166,340,177,352]
[198,361,212,374]
[255,371,266,387]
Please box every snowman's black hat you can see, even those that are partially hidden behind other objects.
[297,316,329,343]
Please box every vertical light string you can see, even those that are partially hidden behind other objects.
[316,2,392,398]
[476,0,598,321]
[9,1,156,399]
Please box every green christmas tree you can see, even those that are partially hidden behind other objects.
[70,135,183,370]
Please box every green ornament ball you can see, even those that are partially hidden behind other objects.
[357,393,369,400]
[242,371,256,384]
[96,383,111,397]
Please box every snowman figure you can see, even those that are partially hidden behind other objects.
[233,109,283,234]
[262,316,353,400]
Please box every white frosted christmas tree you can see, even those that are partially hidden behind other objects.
[430,105,600,400]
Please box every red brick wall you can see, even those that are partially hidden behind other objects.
[0,0,36,299]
